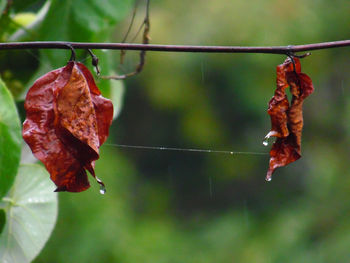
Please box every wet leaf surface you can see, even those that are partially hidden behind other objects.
[23,62,113,192]
[265,57,314,180]
[0,164,58,263]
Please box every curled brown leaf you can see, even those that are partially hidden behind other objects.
[23,61,113,192]
[265,57,314,181]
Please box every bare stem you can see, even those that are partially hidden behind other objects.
[1,40,350,54]
[103,0,151,80]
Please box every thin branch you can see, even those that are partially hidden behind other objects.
[120,0,140,64]
[1,40,350,54]
[121,0,140,44]
[102,0,151,80]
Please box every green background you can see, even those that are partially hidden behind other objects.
[1,0,350,262]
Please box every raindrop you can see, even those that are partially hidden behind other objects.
[262,137,269,146]
[265,177,272,182]
[95,176,106,194]
[99,185,106,195]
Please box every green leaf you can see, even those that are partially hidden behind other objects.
[73,0,134,31]
[9,1,51,42]
[0,164,58,263]
[38,0,133,67]
[0,78,21,199]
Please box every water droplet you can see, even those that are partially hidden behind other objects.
[262,137,269,146]
[99,185,106,195]
[230,152,234,155]
[265,177,272,182]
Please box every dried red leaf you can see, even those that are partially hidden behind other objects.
[23,61,113,192]
[265,57,314,181]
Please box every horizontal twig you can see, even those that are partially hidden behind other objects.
[1,40,350,54]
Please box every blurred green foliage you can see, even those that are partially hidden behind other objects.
[0,78,20,198]
[1,0,350,262]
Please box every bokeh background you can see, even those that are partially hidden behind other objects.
[2,0,350,262]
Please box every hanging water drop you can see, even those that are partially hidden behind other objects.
[95,176,106,194]
[265,176,272,182]
[262,137,269,146]
[99,184,106,195]
[262,131,277,147]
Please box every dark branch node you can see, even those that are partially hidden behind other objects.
[87,49,100,75]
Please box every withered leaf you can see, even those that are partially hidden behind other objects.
[265,57,314,181]
[23,61,113,192]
